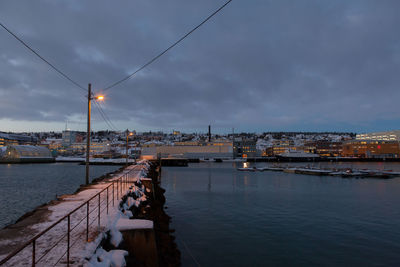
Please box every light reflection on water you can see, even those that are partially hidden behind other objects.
[162,162,400,266]
[0,163,120,228]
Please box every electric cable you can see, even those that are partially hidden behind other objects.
[0,21,86,92]
[96,101,118,130]
[96,101,119,131]
[102,0,232,92]
[93,101,115,130]
[93,100,118,131]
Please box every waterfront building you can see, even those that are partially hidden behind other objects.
[174,141,201,146]
[265,145,297,156]
[141,143,233,159]
[2,145,54,163]
[356,130,400,142]
[303,140,343,157]
[0,136,5,147]
[342,140,400,158]
[233,138,257,158]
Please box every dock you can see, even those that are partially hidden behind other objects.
[238,166,400,179]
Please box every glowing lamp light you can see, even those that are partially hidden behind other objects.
[96,95,104,101]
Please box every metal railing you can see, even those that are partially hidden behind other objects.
[0,166,140,267]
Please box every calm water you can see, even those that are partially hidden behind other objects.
[0,163,120,228]
[162,162,400,266]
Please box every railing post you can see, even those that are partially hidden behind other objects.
[112,182,115,206]
[86,202,89,242]
[67,215,70,267]
[32,239,36,267]
[107,187,109,214]
[98,193,100,228]
[117,179,119,200]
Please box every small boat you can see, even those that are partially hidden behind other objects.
[237,167,257,172]
[360,170,391,179]
[294,168,333,176]
[267,167,285,171]
[341,169,364,178]
[276,150,320,161]
[382,170,400,177]
[283,168,297,173]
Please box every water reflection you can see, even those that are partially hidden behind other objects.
[162,162,400,266]
[208,167,211,192]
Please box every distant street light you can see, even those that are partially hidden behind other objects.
[85,83,104,185]
[126,130,133,166]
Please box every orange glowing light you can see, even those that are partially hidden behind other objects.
[96,95,104,101]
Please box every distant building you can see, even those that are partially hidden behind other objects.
[303,140,343,157]
[141,142,233,159]
[265,145,297,157]
[342,140,400,158]
[233,138,257,158]
[2,145,54,163]
[356,130,400,142]
[68,142,110,155]
[0,132,38,146]
[62,131,84,147]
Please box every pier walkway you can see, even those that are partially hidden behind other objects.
[0,163,147,266]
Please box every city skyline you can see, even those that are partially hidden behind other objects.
[1,0,400,133]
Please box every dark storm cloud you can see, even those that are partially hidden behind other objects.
[1,0,400,132]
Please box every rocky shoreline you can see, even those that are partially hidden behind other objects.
[98,161,181,266]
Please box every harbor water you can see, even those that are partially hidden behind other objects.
[0,163,120,228]
[161,162,400,266]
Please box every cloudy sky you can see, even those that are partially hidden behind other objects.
[1,0,400,133]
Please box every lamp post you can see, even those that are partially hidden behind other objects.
[85,83,104,185]
[126,130,133,166]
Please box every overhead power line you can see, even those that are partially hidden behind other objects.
[94,101,115,130]
[103,0,232,92]
[0,21,86,92]
[94,100,119,131]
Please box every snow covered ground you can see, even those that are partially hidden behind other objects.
[0,161,150,266]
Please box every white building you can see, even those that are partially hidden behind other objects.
[356,130,400,142]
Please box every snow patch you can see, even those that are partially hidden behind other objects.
[116,218,153,231]
[85,247,128,267]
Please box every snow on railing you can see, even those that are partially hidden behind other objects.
[0,165,143,267]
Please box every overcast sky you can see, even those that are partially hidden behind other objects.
[1,0,400,133]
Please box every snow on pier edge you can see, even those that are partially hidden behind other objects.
[0,160,151,267]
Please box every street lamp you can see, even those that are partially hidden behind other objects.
[85,83,105,185]
[126,130,133,166]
